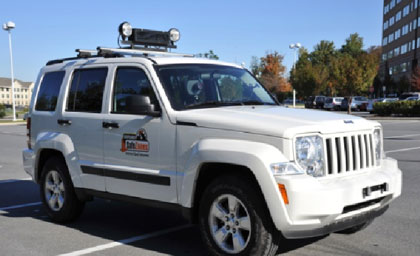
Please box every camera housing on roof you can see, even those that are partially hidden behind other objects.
[118,22,180,51]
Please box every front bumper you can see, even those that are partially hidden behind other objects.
[22,148,35,180]
[275,157,402,239]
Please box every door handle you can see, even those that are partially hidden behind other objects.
[57,119,72,126]
[102,122,119,129]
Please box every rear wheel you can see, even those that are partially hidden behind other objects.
[40,156,84,223]
[199,175,281,256]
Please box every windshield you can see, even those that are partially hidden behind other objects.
[156,64,276,110]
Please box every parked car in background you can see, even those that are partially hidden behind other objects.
[351,96,369,111]
[324,97,344,111]
[367,98,398,113]
[399,92,420,100]
[404,96,420,101]
[314,96,326,109]
[304,96,315,108]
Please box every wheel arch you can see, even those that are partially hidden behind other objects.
[179,138,290,230]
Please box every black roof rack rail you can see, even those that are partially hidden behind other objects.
[45,48,124,66]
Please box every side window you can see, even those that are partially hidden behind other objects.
[35,71,65,111]
[112,67,159,114]
[66,68,107,113]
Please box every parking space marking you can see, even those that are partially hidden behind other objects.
[58,224,192,256]
[0,202,42,212]
[386,146,420,154]
[0,177,32,184]
[385,133,420,139]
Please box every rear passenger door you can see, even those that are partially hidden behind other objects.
[59,67,109,191]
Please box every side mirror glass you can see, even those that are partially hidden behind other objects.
[125,95,161,117]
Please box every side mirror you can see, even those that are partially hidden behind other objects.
[125,95,161,117]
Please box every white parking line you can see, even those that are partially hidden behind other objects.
[0,177,32,184]
[0,202,42,212]
[385,133,420,139]
[386,146,420,154]
[58,224,192,256]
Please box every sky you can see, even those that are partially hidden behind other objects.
[0,0,383,82]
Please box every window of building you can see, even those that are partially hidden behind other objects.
[383,36,388,46]
[401,62,407,72]
[391,0,396,9]
[389,16,395,26]
[388,50,394,59]
[66,68,107,113]
[385,4,390,14]
[382,53,387,61]
[394,47,400,56]
[414,19,418,28]
[396,11,402,22]
[397,0,401,4]
[402,24,409,35]
[111,67,159,114]
[395,29,401,40]
[416,0,419,9]
[0,88,3,92]
[389,33,395,43]
[413,39,416,50]
[403,5,410,16]
[384,20,389,30]
[35,71,65,111]
[401,43,408,54]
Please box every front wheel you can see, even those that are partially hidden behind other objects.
[199,175,281,256]
[40,156,85,223]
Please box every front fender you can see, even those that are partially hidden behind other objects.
[179,138,291,230]
[34,132,82,187]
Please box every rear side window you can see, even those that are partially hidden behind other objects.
[66,68,107,113]
[35,71,65,111]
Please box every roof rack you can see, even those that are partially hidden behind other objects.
[46,47,194,66]
[97,47,194,57]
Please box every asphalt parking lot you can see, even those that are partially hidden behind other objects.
[1,119,420,256]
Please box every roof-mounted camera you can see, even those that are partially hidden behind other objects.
[118,22,180,51]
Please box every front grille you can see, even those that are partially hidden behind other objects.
[325,132,376,176]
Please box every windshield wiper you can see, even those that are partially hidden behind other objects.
[241,100,276,106]
[185,101,242,109]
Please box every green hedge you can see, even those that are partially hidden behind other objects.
[374,101,420,116]
[0,104,6,118]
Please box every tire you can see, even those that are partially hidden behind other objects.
[40,156,84,223]
[336,220,373,234]
[198,175,281,256]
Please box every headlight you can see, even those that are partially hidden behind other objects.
[270,162,304,176]
[373,128,383,165]
[295,135,325,177]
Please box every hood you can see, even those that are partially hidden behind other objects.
[175,106,378,138]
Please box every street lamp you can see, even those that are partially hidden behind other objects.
[289,43,301,108]
[3,21,16,121]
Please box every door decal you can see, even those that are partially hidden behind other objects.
[121,129,149,156]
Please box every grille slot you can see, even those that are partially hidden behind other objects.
[324,132,376,176]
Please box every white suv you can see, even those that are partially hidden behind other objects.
[22,24,401,256]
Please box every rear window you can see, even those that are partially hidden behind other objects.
[66,68,107,113]
[325,98,333,103]
[35,71,65,111]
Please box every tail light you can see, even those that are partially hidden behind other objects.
[26,117,31,149]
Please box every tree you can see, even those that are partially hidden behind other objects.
[0,104,6,118]
[250,56,261,77]
[340,33,364,57]
[259,52,291,95]
[411,66,420,91]
[310,40,335,65]
[197,50,219,60]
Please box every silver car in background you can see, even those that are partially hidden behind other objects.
[324,97,344,111]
